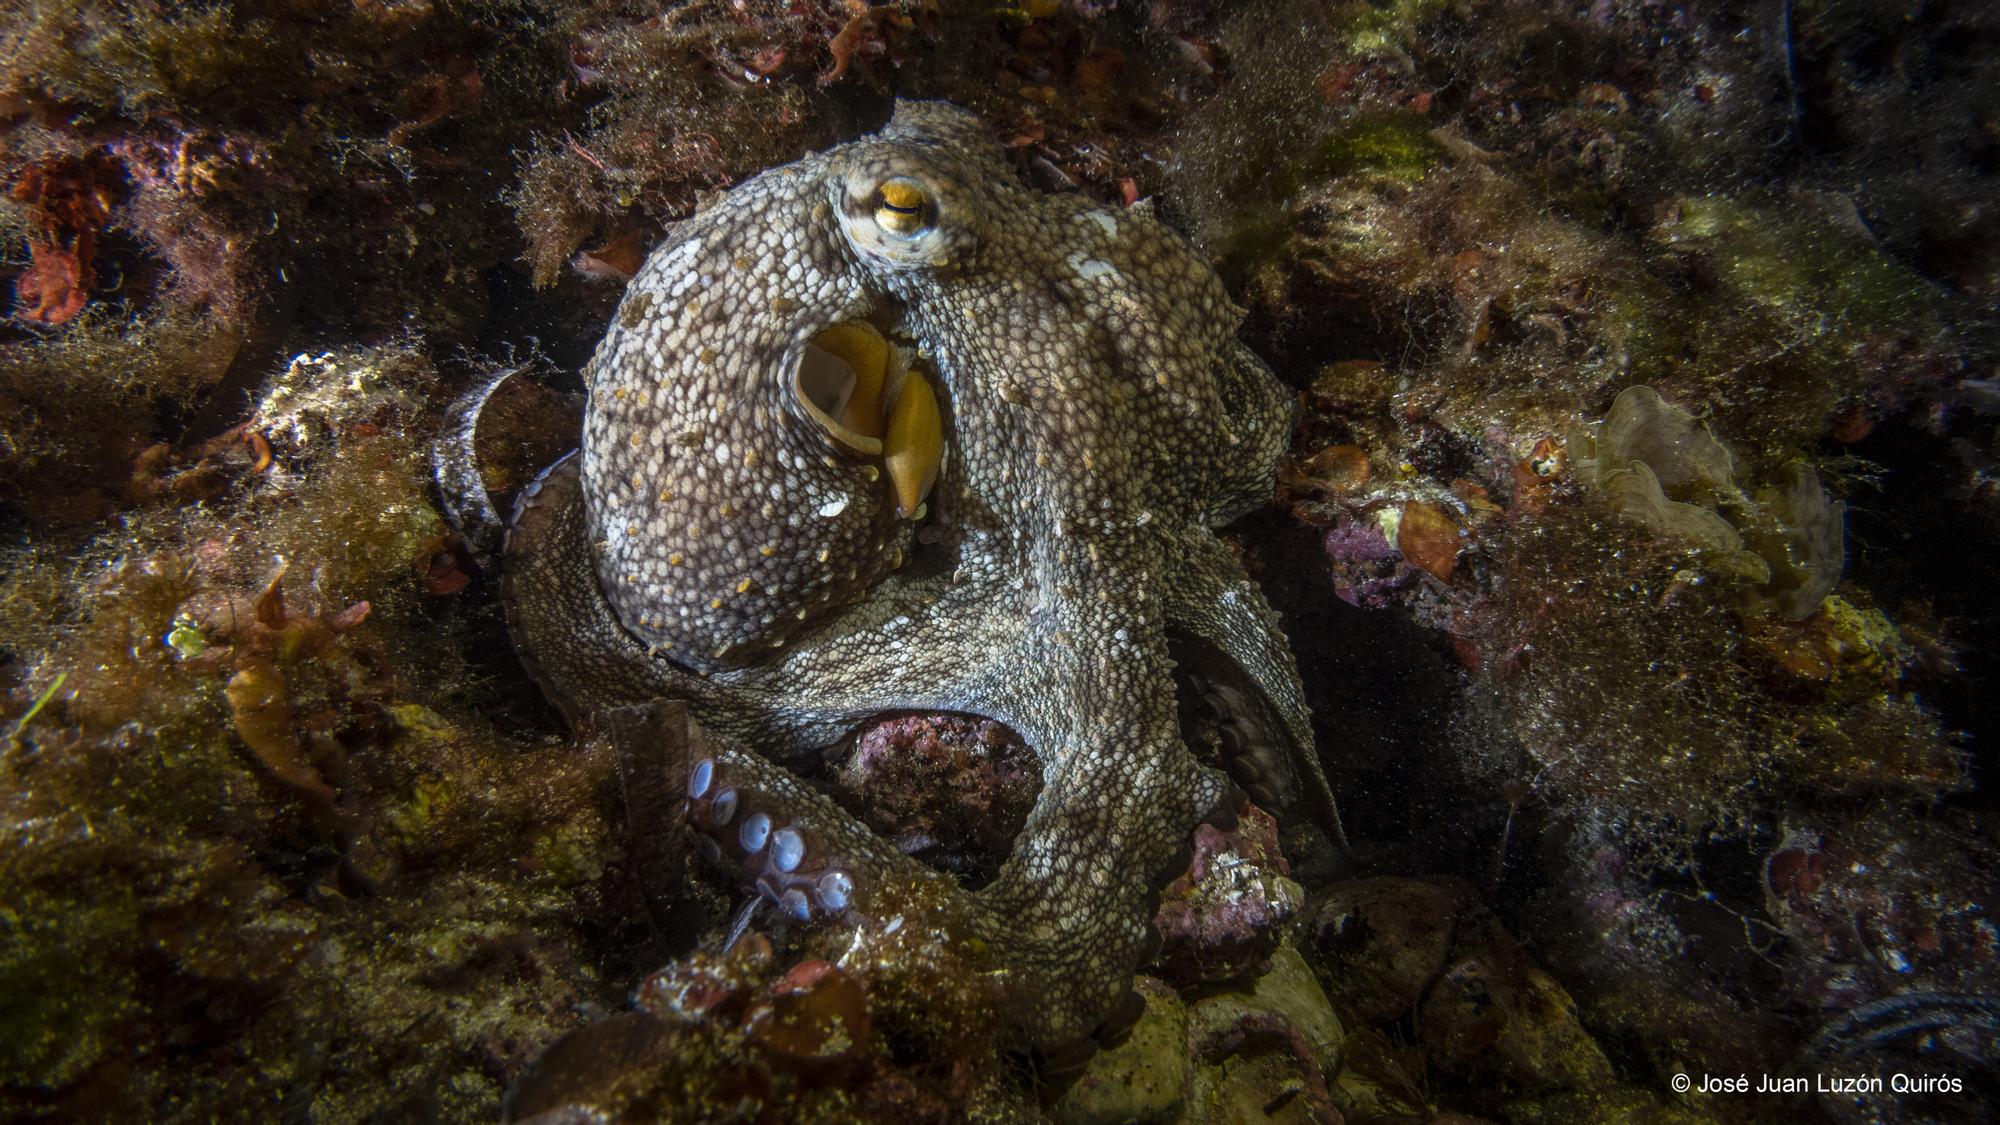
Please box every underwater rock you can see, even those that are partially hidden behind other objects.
[509,926,1030,1123]
[1199,941,1345,1078]
[1053,978,1191,1125]
[251,348,441,473]
[746,958,871,1067]
[501,1011,707,1125]
[1762,810,1999,1010]
[1318,515,1410,609]
[1189,941,1345,1124]
[1151,801,1302,987]
[508,938,850,1121]
[1309,877,1612,1093]
[0,311,243,522]
[825,713,1041,884]
[1306,877,1457,1025]
[1058,941,1346,1125]
[511,9,824,287]
[1419,949,1614,1092]
[0,325,632,1119]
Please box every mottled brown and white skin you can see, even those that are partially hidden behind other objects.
[501,101,1338,1054]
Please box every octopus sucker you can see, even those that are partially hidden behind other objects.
[491,100,1342,1055]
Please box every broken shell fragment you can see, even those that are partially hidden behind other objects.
[1397,500,1461,582]
[790,320,942,519]
[883,366,942,518]
[793,337,883,459]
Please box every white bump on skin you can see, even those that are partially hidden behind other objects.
[1069,252,1118,282]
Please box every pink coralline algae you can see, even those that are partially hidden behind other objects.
[1321,517,1413,608]
[827,712,1041,882]
[1151,802,1301,985]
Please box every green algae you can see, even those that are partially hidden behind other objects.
[1336,0,1453,57]
[532,820,609,889]
[0,341,640,1119]
[1310,113,1443,182]
[1659,195,1928,320]
[0,868,141,1088]
[5,672,64,737]
[0,311,241,522]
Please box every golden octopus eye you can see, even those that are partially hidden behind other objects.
[871,177,934,239]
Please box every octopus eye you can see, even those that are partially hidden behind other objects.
[871,177,935,239]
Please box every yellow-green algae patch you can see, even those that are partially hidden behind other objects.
[1310,113,1444,183]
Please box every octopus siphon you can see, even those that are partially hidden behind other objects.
[497,101,1339,1059]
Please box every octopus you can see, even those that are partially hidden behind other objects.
[497,101,1340,1060]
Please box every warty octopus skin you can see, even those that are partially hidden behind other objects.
[499,100,1340,1056]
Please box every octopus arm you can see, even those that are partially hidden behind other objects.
[509,460,1229,1049]
[505,455,1024,752]
[1161,529,1346,849]
[683,669,1224,1052]
[1200,340,1297,527]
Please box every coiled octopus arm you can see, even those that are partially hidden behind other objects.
[505,455,1230,1053]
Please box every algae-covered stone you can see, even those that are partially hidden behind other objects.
[1188,940,1346,1122]
[1195,941,1345,1076]
[1152,804,1303,987]
[1058,946,1349,1124]
[1053,977,1189,1125]
[1308,876,1457,1024]
[1419,955,1614,1091]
